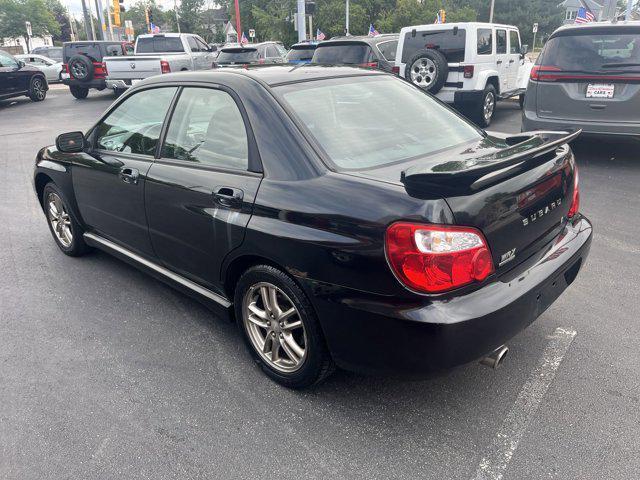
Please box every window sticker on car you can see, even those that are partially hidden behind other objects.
[586,84,614,99]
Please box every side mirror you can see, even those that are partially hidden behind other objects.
[18,60,25,68]
[521,44,529,56]
[56,131,86,153]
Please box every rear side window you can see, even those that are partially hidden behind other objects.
[509,31,520,54]
[266,45,279,58]
[477,28,493,55]
[187,36,199,52]
[313,43,373,64]
[161,88,248,170]
[136,37,184,53]
[377,40,398,61]
[541,30,640,72]
[105,43,124,56]
[64,43,101,62]
[401,29,466,64]
[95,87,177,156]
[496,30,507,54]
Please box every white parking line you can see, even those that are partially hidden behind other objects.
[471,327,577,480]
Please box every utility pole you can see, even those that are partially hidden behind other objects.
[489,0,495,22]
[80,0,93,39]
[234,0,241,42]
[94,0,105,40]
[345,0,349,35]
[106,1,114,40]
[626,0,633,20]
[309,15,313,41]
[297,0,306,42]
[174,0,180,33]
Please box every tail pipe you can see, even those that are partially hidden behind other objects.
[480,345,509,369]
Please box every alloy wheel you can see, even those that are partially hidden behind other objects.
[242,282,307,373]
[71,63,87,79]
[410,58,437,89]
[47,192,73,248]
[32,78,45,100]
[483,92,495,123]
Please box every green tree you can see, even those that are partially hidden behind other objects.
[44,0,72,43]
[0,0,60,45]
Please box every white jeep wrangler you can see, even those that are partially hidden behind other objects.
[395,22,532,127]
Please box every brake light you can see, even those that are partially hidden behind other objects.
[62,64,68,73]
[567,166,579,218]
[531,65,640,82]
[258,58,265,64]
[160,60,171,74]
[386,223,494,293]
[103,62,108,76]
[391,66,400,75]
[463,65,474,78]
[360,62,378,68]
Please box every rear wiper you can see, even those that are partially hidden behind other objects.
[600,62,640,68]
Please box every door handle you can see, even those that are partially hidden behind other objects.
[119,167,139,184]
[496,60,503,65]
[509,59,515,63]
[213,186,244,209]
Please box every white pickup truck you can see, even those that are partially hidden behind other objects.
[104,33,216,92]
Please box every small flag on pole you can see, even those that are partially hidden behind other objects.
[150,23,160,33]
[575,7,595,23]
[316,29,326,41]
[368,24,379,37]
[240,31,249,44]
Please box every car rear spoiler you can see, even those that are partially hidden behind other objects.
[401,130,581,197]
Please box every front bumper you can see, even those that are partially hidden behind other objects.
[300,217,592,375]
[522,109,640,137]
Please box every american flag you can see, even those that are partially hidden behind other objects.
[150,23,160,33]
[575,7,595,23]
[316,29,326,41]
[368,24,379,37]
[240,32,249,44]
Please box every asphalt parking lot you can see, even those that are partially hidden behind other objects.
[1,84,639,479]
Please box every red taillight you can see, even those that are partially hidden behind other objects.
[463,65,474,78]
[258,58,265,64]
[62,63,68,73]
[530,65,561,81]
[531,65,640,82]
[160,60,171,74]
[103,62,108,76]
[385,223,494,293]
[391,66,400,75]
[567,165,579,218]
[359,62,378,68]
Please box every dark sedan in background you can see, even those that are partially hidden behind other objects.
[0,49,48,102]
[33,66,591,388]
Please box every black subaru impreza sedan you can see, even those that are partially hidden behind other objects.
[33,66,592,388]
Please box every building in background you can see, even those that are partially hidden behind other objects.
[1,35,54,55]
[558,0,604,23]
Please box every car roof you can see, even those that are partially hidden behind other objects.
[551,20,640,36]
[320,34,398,46]
[147,65,386,87]
[63,41,122,45]
[399,22,519,32]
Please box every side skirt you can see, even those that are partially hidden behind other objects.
[83,232,234,319]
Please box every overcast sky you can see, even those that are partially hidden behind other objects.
[64,0,191,18]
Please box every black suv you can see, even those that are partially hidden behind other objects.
[0,49,48,102]
[62,41,128,99]
[311,34,399,72]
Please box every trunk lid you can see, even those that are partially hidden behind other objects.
[351,131,579,273]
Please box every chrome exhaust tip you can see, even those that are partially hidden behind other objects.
[480,345,509,369]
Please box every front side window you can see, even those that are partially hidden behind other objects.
[161,88,248,170]
[496,29,507,54]
[376,40,398,61]
[277,76,480,170]
[0,51,19,68]
[95,87,177,156]
[509,31,521,54]
[187,36,199,52]
[477,28,493,55]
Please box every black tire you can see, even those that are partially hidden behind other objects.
[234,265,335,388]
[42,183,90,257]
[28,75,47,102]
[68,55,94,82]
[69,85,89,99]
[519,93,525,109]
[404,48,448,94]
[474,84,497,128]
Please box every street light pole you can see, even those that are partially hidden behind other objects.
[174,0,180,33]
[489,0,495,22]
[345,0,349,35]
[626,0,633,20]
[297,0,306,42]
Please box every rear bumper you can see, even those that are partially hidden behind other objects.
[300,217,592,375]
[522,109,640,136]
[62,78,106,89]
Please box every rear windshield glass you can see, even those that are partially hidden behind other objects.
[401,29,466,63]
[217,49,259,63]
[542,30,640,72]
[287,46,316,61]
[136,37,184,53]
[312,44,372,64]
[276,76,480,170]
[377,40,398,61]
[64,43,101,61]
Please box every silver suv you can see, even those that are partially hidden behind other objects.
[522,22,640,136]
